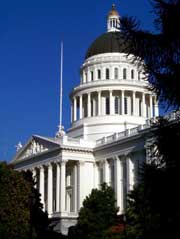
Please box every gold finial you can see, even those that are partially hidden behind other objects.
[108,4,119,17]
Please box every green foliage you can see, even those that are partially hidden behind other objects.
[121,0,180,108]
[0,162,61,239]
[0,162,33,239]
[68,183,118,239]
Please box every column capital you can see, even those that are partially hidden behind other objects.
[61,160,66,165]
[78,160,85,166]
[39,165,45,170]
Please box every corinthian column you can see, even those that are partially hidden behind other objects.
[110,90,114,115]
[79,95,83,119]
[47,163,53,215]
[121,90,124,115]
[73,97,77,121]
[56,163,60,212]
[149,94,153,118]
[60,161,66,213]
[77,161,85,209]
[115,156,124,214]
[88,93,91,117]
[39,166,45,208]
[98,91,101,116]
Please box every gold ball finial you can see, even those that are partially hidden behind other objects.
[108,3,119,17]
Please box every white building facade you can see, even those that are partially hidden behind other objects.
[12,5,159,234]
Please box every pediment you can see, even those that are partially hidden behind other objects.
[12,135,60,163]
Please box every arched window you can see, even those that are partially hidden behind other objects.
[105,97,110,115]
[131,69,134,79]
[97,69,101,79]
[106,68,110,80]
[123,68,127,80]
[114,68,118,79]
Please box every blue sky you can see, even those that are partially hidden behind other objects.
[0,0,156,161]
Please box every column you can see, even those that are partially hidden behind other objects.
[77,161,85,209]
[56,163,60,212]
[88,93,91,117]
[73,97,77,121]
[73,163,78,213]
[149,95,153,118]
[103,159,110,185]
[132,91,136,116]
[115,156,124,214]
[98,91,101,116]
[142,93,146,117]
[47,163,53,215]
[60,161,66,213]
[127,155,135,191]
[110,66,113,79]
[39,166,45,208]
[94,162,99,189]
[121,90,124,115]
[154,96,159,117]
[79,95,83,119]
[32,168,37,187]
[71,103,73,123]
[110,90,114,115]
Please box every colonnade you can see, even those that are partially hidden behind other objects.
[31,161,84,216]
[31,153,139,216]
[96,154,137,214]
[71,90,159,122]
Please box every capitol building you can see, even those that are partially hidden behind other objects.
[12,5,159,234]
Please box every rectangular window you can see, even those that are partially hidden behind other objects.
[106,69,110,80]
[123,68,127,80]
[106,97,110,115]
[115,97,119,114]
[114,68,118,79]
[98,69,101,79]
[124,97,128,114]
[91,71,94,81]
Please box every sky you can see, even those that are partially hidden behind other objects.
[0,0,157,161]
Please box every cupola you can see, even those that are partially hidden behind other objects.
[107,4,120,32]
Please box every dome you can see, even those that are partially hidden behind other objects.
[85,32,129,59]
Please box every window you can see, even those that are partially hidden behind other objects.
[106,68,110,79]
[91,71,94,81]
[139,100,142,116]
[123,68,127,80]
[115,97,120,114]
[98,69,101,79]
[114,68,118,79]
[124,97,128,114]
[131,69,134,79]
[105,97,110,115]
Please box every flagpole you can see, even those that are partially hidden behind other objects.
[60,41,63,129]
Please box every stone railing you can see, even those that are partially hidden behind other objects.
[96,110,180,146]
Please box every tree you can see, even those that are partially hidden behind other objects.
[120,0,180,108]
[0,162,64,239]
[68,183,118,239]
[118,1,180,238]
[0,162,36,239]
